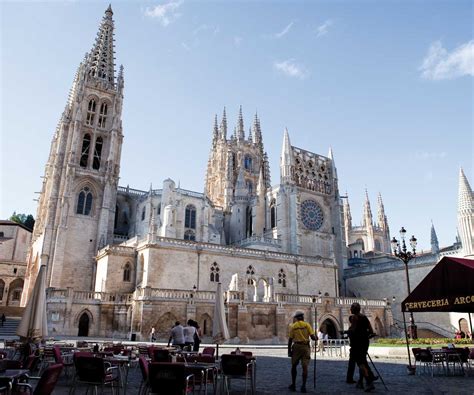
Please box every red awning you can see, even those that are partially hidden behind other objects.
[401,257,474,313]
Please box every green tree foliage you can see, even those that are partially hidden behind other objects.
[9,212,35,231]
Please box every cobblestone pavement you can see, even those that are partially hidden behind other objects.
[52,348,474,394]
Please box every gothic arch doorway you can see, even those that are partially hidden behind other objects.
[78,313,90,337]
[374,316,385,337]
[319,318,338,339]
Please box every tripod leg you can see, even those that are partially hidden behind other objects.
[367,353,388,391]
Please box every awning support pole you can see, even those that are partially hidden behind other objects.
[403,311,413,368]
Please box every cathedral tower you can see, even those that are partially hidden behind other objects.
[457,168,474,257]
[23,6,124,300]
[205,107,270,243]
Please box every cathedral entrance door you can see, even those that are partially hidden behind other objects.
[320,318,338,339]
[78,313,90,337]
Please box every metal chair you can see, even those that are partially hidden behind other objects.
[15,363,63,395]
[138,356,150,395]
[148,362,195,395]
[71,355,119,394]
[220,354,255,395]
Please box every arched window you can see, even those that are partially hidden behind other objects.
[210,262,220,282]
[356,238,365,250]
[92,136,103,170]
[141,207,146,221]
[270,199,277,228]
[246,265,255,283]
[246,206,252,237]
[76,186,93,215]
[246,180,253,194]
[184,230,196,241]
[98,102,108,128]
[80,134,91,168]
[86,99,96,126]
[278,269,286,287]
[123,263,131,282]
[244,155,252,171]
[185,205,196,229]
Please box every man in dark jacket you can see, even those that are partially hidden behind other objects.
[346,303,376,392]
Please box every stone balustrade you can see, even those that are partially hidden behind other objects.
[335,297,387,307]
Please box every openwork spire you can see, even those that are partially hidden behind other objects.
[237,105,245,140]
[86,5,116,85]
[220,107,227,140]
[212,114,219,144]
[363,190,373,227]
[431,221,439,254]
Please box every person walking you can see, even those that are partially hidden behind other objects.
[191,320,202,352]
[168,321,185,349]
[183,320,196,350]
[150,327,156,342]
[346,302,376,392]
[0,314,5,327]
[288,311,316,393]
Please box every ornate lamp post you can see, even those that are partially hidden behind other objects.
[391,227,418,339]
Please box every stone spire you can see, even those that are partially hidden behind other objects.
[237,105,245,140]
[431,221,439,254]
[219,107,227,140]
[280,128,293,184]
[362,190,373,228]
[457,168,474,256]
[248,126,252,142]
[212,114,219,145]
[86,5,116,86]
[256,166,266,197]
[252,112,263,147]
[376,193,388,230]
[343,195,352,246]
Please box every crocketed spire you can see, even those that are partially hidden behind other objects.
[431,221,439,254]
[86,5,116,85]
[457,168,474,256]
[220,107,227,140]
[237,105,245,140]
[363,190,373,228]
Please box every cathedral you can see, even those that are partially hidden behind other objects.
[20,6,470,341]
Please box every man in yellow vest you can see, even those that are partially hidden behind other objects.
[288,311,316,393]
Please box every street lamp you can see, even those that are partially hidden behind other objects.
[391,227,418,339]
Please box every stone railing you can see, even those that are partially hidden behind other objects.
[234,235,282,249]
[177,188,204,199]
[335,297,387,307]
[46,288,133,304]
[117,186,148,196]
[275,294,322,304]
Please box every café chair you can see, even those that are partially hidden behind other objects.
[14,363,63,395]
[148,362,195,395]
[220,354,255,395]
[52,346,73,378]
[201,348,215,357]
[71,356,119,394]
[138,356,150,395]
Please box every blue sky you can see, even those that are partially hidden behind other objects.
[1,0,472,251]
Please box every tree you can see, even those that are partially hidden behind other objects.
[9,212,35,231]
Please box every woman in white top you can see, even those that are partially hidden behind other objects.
[183,319,197,350]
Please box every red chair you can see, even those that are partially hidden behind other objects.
[197,354,215,364]
[138,355,150,395]
[153,349,171,362]
[148,362,195,395]
[52,346,73,377]
[71,356,119,394]
[14,363,63,395]
[220,354,255,395]
[202,347,215,357]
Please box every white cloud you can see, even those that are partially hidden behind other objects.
[234,36,242,47]
[315,19,333,38]
[181,42,191,51]
[274,59,308,79]
[144,0,183,27]
[275,22,294,39]
[419,40,474,80]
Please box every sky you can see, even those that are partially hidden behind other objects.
[1,0,472,252]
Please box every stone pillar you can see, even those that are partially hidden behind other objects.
[186,302,196,323]
[237,303,249,342]
[275,304,288,342]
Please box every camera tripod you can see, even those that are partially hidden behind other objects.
[367,352,388,391]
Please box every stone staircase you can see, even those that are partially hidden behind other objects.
[0,317,21,338]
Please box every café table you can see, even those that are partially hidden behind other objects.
[184,361,219,394]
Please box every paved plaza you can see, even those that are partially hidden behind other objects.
[51,346,474,394]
